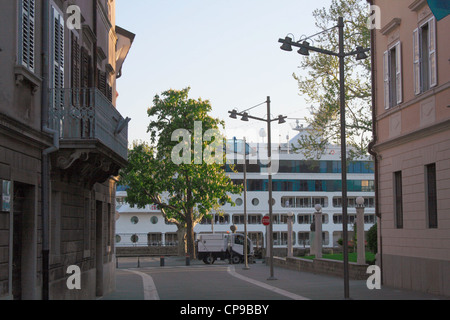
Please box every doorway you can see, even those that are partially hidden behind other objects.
[12,182,36,300]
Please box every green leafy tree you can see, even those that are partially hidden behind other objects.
[292,0,372,159]
[367,223,378,254]
[119,88,242,258]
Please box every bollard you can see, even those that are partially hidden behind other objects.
[160,256,165,267]
[186,254,190,266]
[137,256,140,268]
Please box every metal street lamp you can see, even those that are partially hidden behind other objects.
[243,137,250,270]
[278,17,370,299]
[228,97,287,280]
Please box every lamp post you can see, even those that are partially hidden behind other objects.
[279,17,370,299]
[229,97,287,281]
[243,137,250,270]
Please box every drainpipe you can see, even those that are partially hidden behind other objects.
[41,0,59,300]
[366,0,383,285]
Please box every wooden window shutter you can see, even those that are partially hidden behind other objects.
[52,7,64,89]
[428,17,437,88]
[395,42,402,105]
[71,33,81,89]
[20,0,36,72]
[97,69,107,96]
[413,28,421,95]
[81,47,91,88]
[383,50,390,109]
[107,85,113,102]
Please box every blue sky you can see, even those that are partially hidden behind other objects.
[115,0,335,145]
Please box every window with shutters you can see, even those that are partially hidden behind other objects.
[19,0,36,72]
[81,47,92,88]
[97,69,107,96]
[51,6,65,125]
[413,17,437,95]
[96,69,113,102]
[383,42,402,109]
[71,33,81,89]
[52,7,64,89]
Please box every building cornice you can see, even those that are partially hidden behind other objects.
[373,118,450,152]
[0,114,52,150]
[409,0,428,12]
[380,18,401,35]
[376,81,450,122]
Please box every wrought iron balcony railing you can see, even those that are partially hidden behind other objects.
[49,88,129,161]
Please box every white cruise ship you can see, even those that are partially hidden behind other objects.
[115,126,376,254]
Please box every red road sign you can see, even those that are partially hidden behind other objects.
[262,215,270,226]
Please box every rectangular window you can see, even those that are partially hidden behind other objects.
[279,232,296,246]
[232,215,245,225]
[333,214,356,225]
[384,42,402,109]
[426,164,438,228]
[19,0,36,72]
[71,32,81,89]
[298,214,312,225]
[271,214,280,225]
[147,233,162,246]
[394,171,403,229]
[413,17,437,95]
[215,215,229,225]
[165,233,178,246]
[280,214,295,224]
[248,215,262,225]
[52,6,65,89]
[298,232,310,246]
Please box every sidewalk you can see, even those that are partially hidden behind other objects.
[102,256,448,300]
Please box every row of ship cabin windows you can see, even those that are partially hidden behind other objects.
[126,213,376,226]
[200,213,376,225]
[117,196,375,211]
[226,160,374,174]
[116,232,350,247]
[231,179,375,193]
[232,196,376,208]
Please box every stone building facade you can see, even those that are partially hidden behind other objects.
[369,0,449,296]
[0,0,134,300]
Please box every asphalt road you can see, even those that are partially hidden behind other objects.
[137,265,291,300]
[104,256,448,301]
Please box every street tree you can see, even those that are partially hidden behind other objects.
[119,88,242,258]
[292,0,372,160]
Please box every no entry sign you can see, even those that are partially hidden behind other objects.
[262,215,270,226]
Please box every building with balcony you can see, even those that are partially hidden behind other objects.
[369,0,450,296]
[0,0,134,300]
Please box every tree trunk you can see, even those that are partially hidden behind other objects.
[176,227,186,256]
[186,209,196,259]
